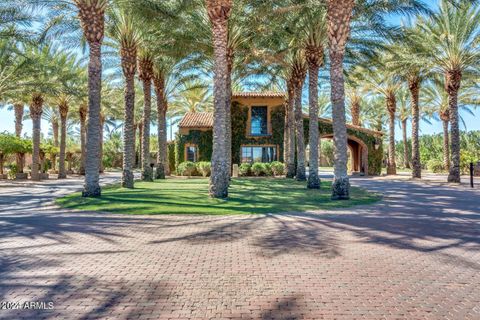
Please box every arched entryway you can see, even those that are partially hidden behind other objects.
[319,134,369,175]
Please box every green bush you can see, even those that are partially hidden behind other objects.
[177,161,197,176]
[7,163,17,179]
[196,161,211,177]
[427,159,445,173]
[264,163,273,176]
[251,162,266,176]
[239,163,251,176]
[270,161,285,176]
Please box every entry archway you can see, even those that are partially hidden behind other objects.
[319,134,369,175]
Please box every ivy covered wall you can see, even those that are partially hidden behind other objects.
[175,103,383,175]
[231,102,285,164]
[174,130,213,169]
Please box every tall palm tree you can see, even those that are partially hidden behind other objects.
[206,0,232,199]
[327,0,354,199]
[152,58,197,179]
[422,78,479,172]
[396,88,411,169]
[76,0,108,196]
[412,0,480,182]
[388,26,432,178]
[305,12,326,189]
[109,11,140,188]
[58,95,70,178]
[30,92,43,180]
[153,67,167,179]
[292,53,307,181]
[138,49,154,181]
[358,56,401,175]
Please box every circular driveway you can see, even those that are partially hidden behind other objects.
[0,173,479,319]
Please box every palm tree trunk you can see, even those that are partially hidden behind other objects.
[351,100,360,126]
[446,70,461,183]
[82,41,102,197]
[409,77,421,178]
[207,0,232,199]
[154,75,168,180]
[79,103,87,175]
[442,119,450,171]
[79,118,86,175]
[225,48,234,178]
[14,103,24,173]
[137,121,143,168]
[401,119,410,169]
[122,74,136,188]
[51,119,59,171]
[307,61,320,189]
[327,0,354,200]
[294,77,306,181]
[386,94,397,175]
[285,80,296,178]
[14,103,23,137]
[141,78,153,181]
[58,114,67,179]
[99,114,105,173]
[30,94,43,181]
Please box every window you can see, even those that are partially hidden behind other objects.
[241,146,277,163]
[250,106,268,136]
[186,145,197,162]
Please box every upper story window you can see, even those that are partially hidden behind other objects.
[250,106,268,136]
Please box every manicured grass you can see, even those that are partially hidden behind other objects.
[56,177,381,215]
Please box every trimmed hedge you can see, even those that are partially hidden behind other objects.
[177,161,197,176]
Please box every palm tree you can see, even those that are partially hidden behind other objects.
[109,11,140,188]
[305,12,327,189]
[396,88,411,169]
[422,78,479,172]
[206,0,232,199]
[388,25,433,178]
[76,0,108,197]
[292,53,307,181]
[30,92,43,180]
[78,101,87,175]
[412,0,480,182]
[358,56,401,175]
[327,0,355,199]
[152,58,197,180]
[138,49,154,182]
[57,95,69,178]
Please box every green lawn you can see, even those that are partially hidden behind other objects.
[56,177,381,215]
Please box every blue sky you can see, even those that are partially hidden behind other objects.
[0,0,478,141]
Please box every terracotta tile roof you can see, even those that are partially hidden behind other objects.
[302,113,383,136]
[178,112,213,128]
[179,110,382,136]
[232,92,286,98]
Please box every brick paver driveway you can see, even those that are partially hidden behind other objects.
[0,174,479,319]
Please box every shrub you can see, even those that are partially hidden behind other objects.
[264,163,273,176]
[7,163,17,179]
[460,150,477,174]
[251,162,266,176]
[427,159,445,173]
[270,161,285,176]
[196,161,211,177]
[239,163,251,176]
[177,161,197,176]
